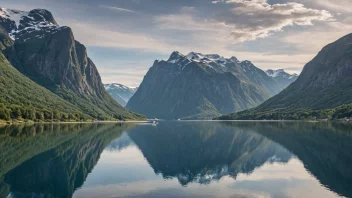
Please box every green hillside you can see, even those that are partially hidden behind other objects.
[0,51,91,122]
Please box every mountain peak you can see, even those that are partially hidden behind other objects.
[241,60,253,65]
[0,7,60,40]
[104,83,137,91]
[265,69,298,80]
[167,51,192,67]
[229,56,240,63]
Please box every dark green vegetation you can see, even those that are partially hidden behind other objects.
[127,52,297,120]
[0,8,145,122]
[0,123,134,197]
[217,33,352,120]
[216,103,352,120]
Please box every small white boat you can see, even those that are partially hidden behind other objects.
[152,120,159,126]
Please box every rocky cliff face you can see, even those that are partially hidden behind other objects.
[0,7,144,120]
[254,33,352,111]
[127,51,293,119]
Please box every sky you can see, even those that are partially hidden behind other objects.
[2,0,352,87]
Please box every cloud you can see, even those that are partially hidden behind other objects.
[67,21,175,53]
[100,67,150,87]
[311,0,352,13]
[210,0,334,42]
[100,5,137,13]
[280,16,352,54]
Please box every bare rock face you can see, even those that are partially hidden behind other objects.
[0,7,144,120]
[257,33,352,110]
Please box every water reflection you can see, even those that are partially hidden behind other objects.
[127,122,292,186]
[0,121,351,198]
[0,123,132,198]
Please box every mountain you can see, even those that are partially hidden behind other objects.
[0,7,144,121]
[127,51,294,119]
[217,33,352,120]
[104,83,137,106]
[265,69,298,88]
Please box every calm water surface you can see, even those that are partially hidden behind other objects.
[1,121,351,198]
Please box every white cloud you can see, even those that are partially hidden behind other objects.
[280,16,352,54]
[67,21,174,53]
[210,0,334,42]
[311,0,352,13]
[100,5,137,13]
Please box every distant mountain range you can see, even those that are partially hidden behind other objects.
[127,51,297,119]
[265,69,298,88]
[217,33,352,120]
[0,7,144,121]
[104,83,137,106]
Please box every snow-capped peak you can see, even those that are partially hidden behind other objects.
[265,69,298,79]
[104,83,137,91]
[186,52,240,67]
[167,51,192,67]
[229,56,240,63]
[0,7,61,41]
[165,51,246,72]
[265,69,285,78]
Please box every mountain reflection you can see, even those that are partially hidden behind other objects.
[0,123,133,198]
[127,122,292,186]
[0,122,352,198]
[232,121,352,198]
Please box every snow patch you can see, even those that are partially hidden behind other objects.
[0,8,28,28]
[186,52,238,68]
[266,69,297,79]
[266,69,284,78]
[1,7,60,41]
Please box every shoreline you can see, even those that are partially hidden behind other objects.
[1,119,350,126]
[0,120,151,126]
